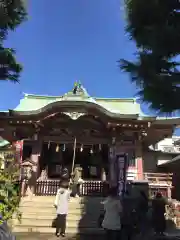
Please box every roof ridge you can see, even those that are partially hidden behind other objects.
[23,93,138,102]
[95,97,137,102]
[24,93,62,99]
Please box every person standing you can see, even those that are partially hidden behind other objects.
[54,181,70,237]
[152,192,167,235]
[121,190,135,240]
[136,190,149,238]
[102,187,122,240]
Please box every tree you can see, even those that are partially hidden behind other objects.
[0,0,27,82]
[0,149,21,223]
[0,0,27,224]
[120,0,180,113]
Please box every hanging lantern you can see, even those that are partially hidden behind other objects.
[56,144,59,152]
[62,144,66,151]
[80,144,83,152]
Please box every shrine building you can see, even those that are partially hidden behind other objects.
[0,83,179,195]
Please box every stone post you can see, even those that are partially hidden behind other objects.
[109,137,117,187]
[30,140,42,195]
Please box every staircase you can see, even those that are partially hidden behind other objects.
[12,196,104,234]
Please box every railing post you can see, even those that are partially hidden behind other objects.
[167,186,172,199]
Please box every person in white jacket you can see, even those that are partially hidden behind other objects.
[54,181,70,237]
[102,187,122,240]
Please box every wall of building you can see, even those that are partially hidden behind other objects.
[143,149,177,172]
[157,153,175,166]
[150,136,180,153]
[143,150,158,172]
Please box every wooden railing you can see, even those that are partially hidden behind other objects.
[35,180,107,197]
[144,172,172,186]
[36,180,60,196]
[16,173,173,197]
[80,181,108,197]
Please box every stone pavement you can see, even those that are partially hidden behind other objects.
[15,233,104,240]
[15,232,180,240]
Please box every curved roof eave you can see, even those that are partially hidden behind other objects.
[9,100,140,120]
[153,117,180,126]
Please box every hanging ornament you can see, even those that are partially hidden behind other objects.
[56,144,59,152]
[80,144,83,152]
[90,146,93,154]
[48,141,50,149]
[99,144,102,151]
[62,144,66,151]
[33,133,38,141]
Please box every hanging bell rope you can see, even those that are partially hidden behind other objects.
[71,137,77,177]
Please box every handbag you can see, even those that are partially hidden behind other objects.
[52,217,57,228]
[98,212,105,228]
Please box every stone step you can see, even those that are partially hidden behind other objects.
[13,225,104,234]
[19,205,103,214]
[19,207,102,214]
[20,211,100,219]
[20,197,104,205]
[14,213,99,222]
[14,196,104,235]
[19,208,84,215]
[20,201,103,208]
[14,218,99,228]
[14,232,105,240]
[19,204,85,211]
[23,196,104,201]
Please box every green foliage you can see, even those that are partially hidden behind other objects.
[0,0,27,82]
[121,0,180,113]
[0,47,22,82]
[0,152,21,223]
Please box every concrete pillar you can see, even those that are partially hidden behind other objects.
[135,143,144,180]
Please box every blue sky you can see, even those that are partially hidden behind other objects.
[2,0,137,110]
[1,0,179,135]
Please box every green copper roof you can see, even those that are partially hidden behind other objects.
[0,137,9,147]
[12,82,148,116]
[14,93,146,116]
